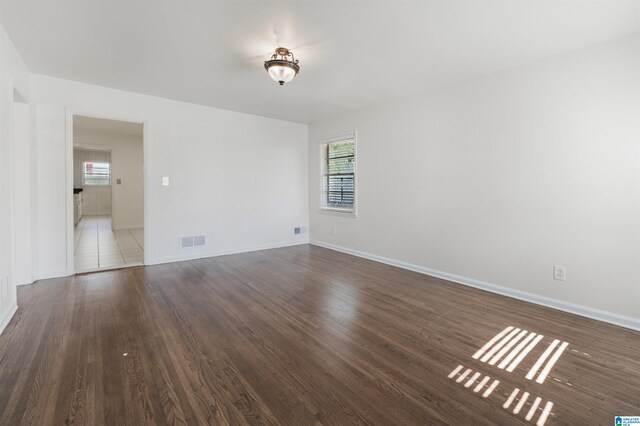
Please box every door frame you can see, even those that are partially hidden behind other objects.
[65,108,149,275]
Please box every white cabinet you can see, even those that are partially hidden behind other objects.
[78,192,83,221]
[74,192,83,225]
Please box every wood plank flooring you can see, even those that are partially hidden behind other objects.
[0,244,638,425]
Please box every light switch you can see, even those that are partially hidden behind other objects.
[162,176,170,186]
[116,178,122,184]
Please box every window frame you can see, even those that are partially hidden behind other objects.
[82,161,111,186]
[319,132,357,216]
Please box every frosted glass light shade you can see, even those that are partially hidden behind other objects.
[268,64,296,85]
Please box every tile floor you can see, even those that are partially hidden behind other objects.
[74,215,144,273]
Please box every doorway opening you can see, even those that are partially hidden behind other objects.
[72,116,144,273]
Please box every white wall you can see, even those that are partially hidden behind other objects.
[32,75,308,275]
[73,147,112,215]
[12,101,32,285]
[309,33,640,328]
[74,128,144,228]
[0,25,30,332]
[33,105,66,278]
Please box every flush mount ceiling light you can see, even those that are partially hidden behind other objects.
[264,47,300,86]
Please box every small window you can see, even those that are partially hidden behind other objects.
[83,161,110,186]
[321,137,355,212]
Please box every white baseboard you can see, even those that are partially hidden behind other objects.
[82,211,111,216]
[148,239,309,266]
[33,269,71,282]
[0,303,18,336]
[310,240,640,332]
[15,274,35,286]
[30,240,308,281]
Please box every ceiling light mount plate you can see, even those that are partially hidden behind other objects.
[264,46,300,86]
[274,47,291,57]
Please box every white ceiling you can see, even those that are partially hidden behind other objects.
[2,1,639,123]
[74,115,143,138]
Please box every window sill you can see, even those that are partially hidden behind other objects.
[318,208,358,218]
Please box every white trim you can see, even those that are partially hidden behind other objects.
[148,240,309,266]
[142,120,150,265]
[7,79,19,300]
[318,208,358,218]
[317,130,357,145]
[32,268,70,282]
[31,241,308,279]
[65,109,74,276]
[309,240,640,332]
[0,304,18,336]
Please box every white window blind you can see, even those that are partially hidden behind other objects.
[83,161,111,186]
[321,138,355,212]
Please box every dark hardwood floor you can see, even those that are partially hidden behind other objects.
[0,244,638,425]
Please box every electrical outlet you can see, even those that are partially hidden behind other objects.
[553,265,566,281]
[162,176,170,186]
[330,226,337,235]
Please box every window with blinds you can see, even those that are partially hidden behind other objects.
[321,138,355,212]
[83,161,111,186]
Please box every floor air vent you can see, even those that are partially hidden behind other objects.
[181,235,205,248]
